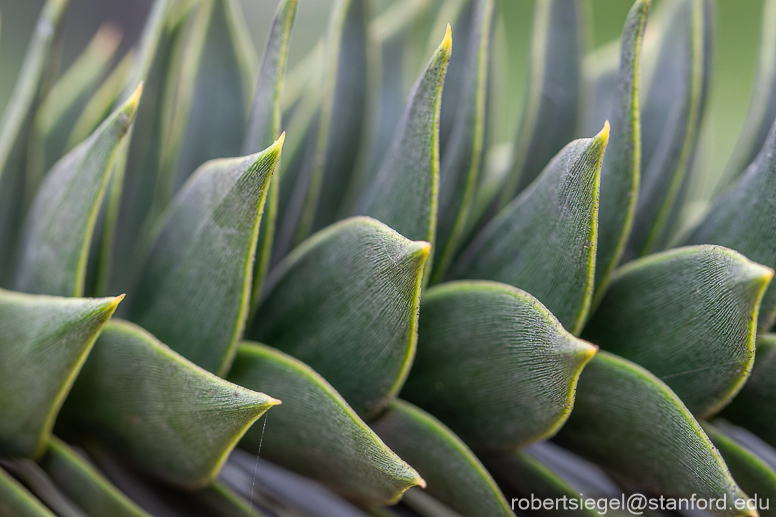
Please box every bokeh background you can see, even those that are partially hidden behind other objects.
[0,0,765,226]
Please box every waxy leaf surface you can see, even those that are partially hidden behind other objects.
[0,466,56,517]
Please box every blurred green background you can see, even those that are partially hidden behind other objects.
[0,0,765,212]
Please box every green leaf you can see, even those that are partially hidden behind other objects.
[703,422,776,517]
[593,0,649,297]
[719,0,776,188]
[13,85,142,298]
[58,320,279,488]
[0,290,121,459]
[584,245,773,417]
[431,0,494,282]
[626,0,712,257]
[371,399,512,516]
[243,0,298,316]
[26,24,122,200]
[130,136,284,375]
[554,351,754,517]
[498,0,585,206]
[0,458,89,517]
[228,343,425,504]
[304,0,371,236]
[0,466,56,517]
[402,281,597,450]
[401,489,465,517]
[684,121,776,331]
[722,334,776,448]
[247,217,429,417]
[0,0,68,183]
[448,127,608,334]
[39,438,151,517]
[356,25,452,247]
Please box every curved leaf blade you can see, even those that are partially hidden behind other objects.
[243,0,298,316]
[450,127,608,334]
[371,399,512,516]
[554,351,754,517]
[626,0,712,257]
[432,0,494,282]
[594,0,649,297]
[498,0,585,206]
[130,136,284,375]
[247,217,429,417]
[0,290,121,458]
[0,459,89,517]
[0,466,56,517]
[228,343,425,504]
[685,119,776,330]
[59,320,279,488]
[402,281,596,450]
[584,245,773,417]
[14,86,142,298]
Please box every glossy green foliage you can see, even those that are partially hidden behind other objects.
[357,26,451,247]
[450,127,608,334]
[403,281,596,450]
[14,87,141,298]
[244,0,298,315]
[0,291,121,458]
[723,334,776,447]
[59,321,279,488]
[627,0,712,256]
[229,343,424,504]
[592,0,649,295]
[555,352,754,517]
[371,399,512,517]
[248,217,429,417]
[500,0,585,205]
[131,137,284,375]
[585,245,772,417]
[1,458,92,517]
[685,120,776,330]
[0,466,55,517]
[432,0,494,281]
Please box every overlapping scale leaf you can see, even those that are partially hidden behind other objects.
[554,351,754,517]
[228,343,425,504]
[0,290,121,459]
[130,137,283,375]
[432,0,494,281]
[584,245,772,417]
[685,119,776,330]
[0,466,55,517]
[356,25,451,246]
[719,0,776,188]
[1,458,92,517]
[14,86,141,298]
[371,399,512,516]
[247,217,429,417]
[402,281,597,450]
[703,422,776,517]
[592,0,649,296]
[58,320,279,488]
[499,0,585,206]
[626,0,712,257]
[449,127,608,334]
[243,0,297,316]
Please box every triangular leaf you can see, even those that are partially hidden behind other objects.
[371,399,512,516]
[685,119,776,330]
[356,25,452,246]
[584,245,772,417]
[58,320,279,488]
[228,343,425,504]
[130,136,284,375]
[402,281,596,450]
[247,217,429,417]
[449,127,609,334]
[14,86,141,297]
[0,466,56,517]
[0,290,121,458]
[554,351,754,517]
